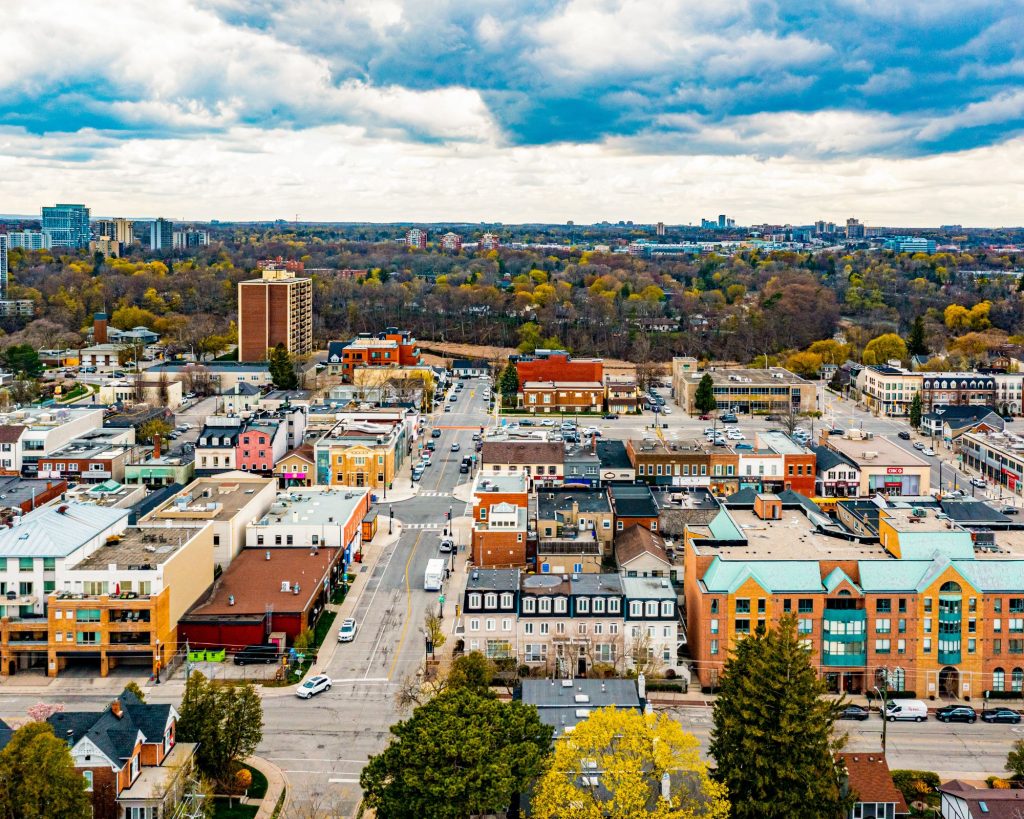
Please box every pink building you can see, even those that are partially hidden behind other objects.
[236,422,288,475]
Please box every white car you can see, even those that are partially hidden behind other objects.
[922,447,936,456]
[295,674,332,699]
[660,407,672,415]
[541,420,556,427]
[970,477,987,488]
[703,427,716,435]
[727,431,745,440]
[337,618,358,642]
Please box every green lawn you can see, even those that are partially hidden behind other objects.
[211,797,258,819]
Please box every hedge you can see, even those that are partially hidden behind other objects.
[645,680,688,693]
[866,690,917,701]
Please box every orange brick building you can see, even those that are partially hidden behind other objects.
[515,351,603,385]
[237,268,313,362]
[326,328,421,381]
[470,474,530,567]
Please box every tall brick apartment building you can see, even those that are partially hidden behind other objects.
[237,268,313,362]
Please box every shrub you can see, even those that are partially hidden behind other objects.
[986,776,1012,789]
[891,770,940,805]
[234,767,253,792]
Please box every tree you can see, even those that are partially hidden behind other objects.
[2,344,42,378]
[268,343,298,390]
[907,316,928,357]
[498,361,519,407]
[532,707,728,819]
[177,672,264,786]
[693,373,717,415]
[862,333,908,366]
[1007,740,1024,779]
[909,392,922,430]
[446,651,494,694]
[424,611,446,656]
[361,688,552,819]
[784,351,823,379]
[710,617,850,819]
[0,721,91,819]
[137,418,172,444]
[122,680,147,703]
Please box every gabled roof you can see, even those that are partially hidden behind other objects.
[823,567,861,594]
[481,441,563,465]
[280,444,315,465]
[0,424,25,443]
[326,340,346,362]
[614,524,670,568]
[839,753,908,814]
[939,780,1024,817]
[811,444,858,474]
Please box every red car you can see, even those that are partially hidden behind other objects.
[699,414,711,420]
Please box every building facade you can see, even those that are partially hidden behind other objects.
[671,359,816,415]
[237,268,313,362]
[41,203,90,248]
[920,373,996,412]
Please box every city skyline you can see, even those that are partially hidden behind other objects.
[2,1,1023,224]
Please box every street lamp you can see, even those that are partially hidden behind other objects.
[154,639,161,685]
[388,504,393,535]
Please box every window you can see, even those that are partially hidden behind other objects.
[607,598,620,614]
[876,619,891,633]
[757,599,766,613]
[43,558,55,572]
[1014,668,1024,692]
[470,619,480,632]
[710,619,719,634]
[783,599,792,613]
[798,599,813,614]
[521,598,535,613]
[734,619,750,634]
[710,599,719,614]
[994,668,1006,691]
[592,598,605,614]
[577,598,590,614]
[736,599,751,614]
[710,639,719,655]
[469,593,481,609]
[540,622,549,635]
[629,601,643,617]
[661,601,674,617]
[922,639,932,654]
[538,598,552,614]
[554,597,568,614]
[875,599,891,613]
[484,593,497,609]
[500,592,513,609]
[798,618,812,634]
[76,609,101,623]
[645,601,658,617]
[875,639,891,654]
[18,558,32,572]
[82,772,93,792]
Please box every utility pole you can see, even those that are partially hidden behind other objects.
[874,666,890,754]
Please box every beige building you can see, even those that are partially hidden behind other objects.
[480,441,564,486]
[139,472,277,568]
[672,358,816,415]
[859,366,923,417]
[821,431,931,496]
[97,377,183,410]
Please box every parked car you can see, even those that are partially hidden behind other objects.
[720,414,738,424]
[233,644,279,666]
[444,406,451,412]
[295,674,332,699]
[412,466,424,481]
[459,462,470,473]
[936,705,977,723]
[885,699,928,722]
[337,618,358,642]
[765,414,781,422]
[922,447,936,456]
[1001,506,1020,515]
[541,420,556,426]
[425,441,436,452]
[520,419,534,426]
[982,708,1022,724]
[838,704,870,721]
[439,538,454,553]
[830,428,845,436]
[912,441,925,450]
[431,429,442,438]
[970,477,987,488]
[603,413,619,420]
[699,414,711,421]
[898,431,912,440]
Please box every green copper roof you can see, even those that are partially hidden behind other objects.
[701,557,825,594]
[823,566,861,594]
[895,532,974,561]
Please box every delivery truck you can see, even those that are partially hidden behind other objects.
[424,558,445,591]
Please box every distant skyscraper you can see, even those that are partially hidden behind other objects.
[846,217,866,240]
[718,214,727,229]
[237,268,313,362]
[173,228,210,249]
[479,232,501,251]
[406,228,427,249]
[6,230,52,251]
[656,222,665,236]
[0,234,7,299]
[94,217,134,246]
[41,203,90,248]
[149,218,174,251]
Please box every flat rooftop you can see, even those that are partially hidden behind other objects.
[252,488,368,528]
[474,473,528,494]
[693,507,891,561]
[538,488,611,518]
[881,506,959,533]
[680,367,809,386]
[823,434,930,467]
[144,474,272,522]
[631,438,713,456]
[72,525,200,570]
[653,486,719,511]
[0,407,102,431]
[759,430,811,455]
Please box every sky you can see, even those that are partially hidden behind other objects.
[2,0,1024,226]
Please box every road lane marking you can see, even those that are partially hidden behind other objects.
[364,531,421,679]
[328,778,361,783]
[387,531,423,681]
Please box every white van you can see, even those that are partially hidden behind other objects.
[885,699,928,722]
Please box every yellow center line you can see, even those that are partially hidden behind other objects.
[387,530,423,681]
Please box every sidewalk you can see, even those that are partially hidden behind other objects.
[247,755,288,819]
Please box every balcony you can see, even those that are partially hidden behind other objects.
[938,649,962,665]
[938,609,962,624]
[822,652,867,667]
[537,539,602,556]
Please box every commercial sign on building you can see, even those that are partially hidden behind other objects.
[886,467,904,475]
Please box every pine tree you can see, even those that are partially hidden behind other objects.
[694,373,717,415]
[907,316,928,356]
[267,343,298,390]
[710,617,851,819]
[909,391,922,429]
[498,362,519,408]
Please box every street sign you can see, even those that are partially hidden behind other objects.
[439,595,445,604]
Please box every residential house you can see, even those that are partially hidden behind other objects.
[838,753,909,819]
[470,474,530,568]
[604,376,639,414]
[520,678,643,738]
[521,381,604,413]
[221,382,262,415]
[49,690,198,819]
[274,445,315,487]
[0,425,24,474]
[194,421,242,475]
[459,568,519,662]
[940,779,1024,818]
[480,441,564,487]
[615,524,673,579]
[235,421,289,475]
[452,359,489,377]
[811,444,861,497]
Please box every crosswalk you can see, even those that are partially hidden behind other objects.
[403,523,444,530]
[418,491,451,497]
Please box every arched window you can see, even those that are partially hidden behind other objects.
[838,590,852,597]
[993,668,1006,692]
[940,581,962,594]
[1012,668,1023,692]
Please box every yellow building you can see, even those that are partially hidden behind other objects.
[313,421,405,488]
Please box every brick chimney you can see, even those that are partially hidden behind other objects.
[111,700,123,719]
[94,312,108,344]
[153,434,161,459]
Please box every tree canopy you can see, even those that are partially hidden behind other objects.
[267,343,299,390]
[694,373,717,415]
[710,617,850,819]
[532,706,728,819]
[361,687,552,819]
[0,721,91,819]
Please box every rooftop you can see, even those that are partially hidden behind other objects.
[71,525,204,570]
[823,433,930,467]
[758,430,812,456]
[144,473,273,522]
[537,487,611,519]
[680,367,810,385]
[615,524,670,567]
[521,380,604,389]
[630,438,712,457]
[473,473,529,494]
[251,488,369,528]
[0,476,66,509]
[0,502,128,558]
[185,547,338,616]
[596,440,632,470]
[520,678,642,735]
[466,568,520,592]
[620,575,676,599]
[608,483,659,518]
[838,753,908,813]
[0,406,102,431]
[481,440,564,464]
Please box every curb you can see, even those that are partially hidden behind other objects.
[247,754,289,819]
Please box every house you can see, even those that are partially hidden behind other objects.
[519,678,643,738]
[274,444,315,487]
[221,382,262,415]
[481,441,564,488]
[922,405,1004,444]
[838,752,909,819]
[194,421,243,474]
[49,689,198,819]
[536,487,613,569]
[811,444,861,497]
[614,524,672,578]
[235,421,288,475]
[608,483,660,533]
[459,568,520,662]
[563,444,601,487]
[470,474,530,568]
[604,375,640,414]
[521,381,604,413]
[940,779,1024,818]
[0,424,25,474]
[452,359,489,378]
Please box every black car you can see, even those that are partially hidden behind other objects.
[830,428,845,436]
[603,413,619,420]
[898,431,911,440]
[520,419,534,426]
[431,429,441,438]
[1002,506,1020,516]
[720,414,738,424]
[982,708,1022,724]
[233,644,280,666]
[936,704,977,723]
[838,704,870,721]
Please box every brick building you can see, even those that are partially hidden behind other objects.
[237,267,313,362]
[515,351,604,386]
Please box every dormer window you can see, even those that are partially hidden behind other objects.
[522,597,536,613]
[538,597,552,614]
[554,597,567,614]
[484,593,497,609]
[468,593,481,609]
[577,597,590,614]
[500,592,513,609]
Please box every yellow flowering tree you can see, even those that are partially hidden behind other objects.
[531,707,728,819]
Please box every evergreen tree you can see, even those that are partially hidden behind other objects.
[694,373,717,415]
[907,316,928,357]
[267,343,298,390]
[498,362,519,408]
[710,617,851,819]
[909,392,923,429]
